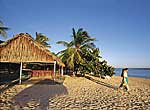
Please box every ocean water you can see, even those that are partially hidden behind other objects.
[115,68,150,78]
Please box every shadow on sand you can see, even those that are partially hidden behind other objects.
[0,78,30,94]
[0,81,18,94]
[11,79,68,110]
[85,75,118,90]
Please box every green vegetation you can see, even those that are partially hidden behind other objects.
[0,19,115,78]
[35,32,51,48]
[57,28,95,69]
[0,20,9,38]
[57,28,115,77]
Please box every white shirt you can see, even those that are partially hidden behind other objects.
[123,71,128,77]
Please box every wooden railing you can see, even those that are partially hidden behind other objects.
[31,70,54,78]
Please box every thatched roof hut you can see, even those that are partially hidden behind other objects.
[0,33,64,67]
[0,33,65,84]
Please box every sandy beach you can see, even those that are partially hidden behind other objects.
[0,75,150,110]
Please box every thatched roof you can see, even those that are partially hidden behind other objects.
[0,33,65,67]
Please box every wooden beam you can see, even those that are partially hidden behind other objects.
[19,62,22,84]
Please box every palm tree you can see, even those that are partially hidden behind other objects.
[0,20,9,38]
[57,28,115,77]
[35,32,51,48]
[57,28,96,73]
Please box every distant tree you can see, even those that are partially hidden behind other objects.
[78,48,102,75]
[0,20,9,38]
[35,32,51,48]
[78,49,115,77]
[100,60,115,77]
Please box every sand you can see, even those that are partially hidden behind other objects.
[0,75,150,110]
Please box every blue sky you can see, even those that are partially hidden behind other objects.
[0,0,150,68]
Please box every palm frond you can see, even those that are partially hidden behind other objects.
[56,49,66,56]
[35,32,50,48]
[76,51,83,63]
[0,20,10,38]
[76,28,83,36]
[56,41,71,47]
[67,52,75,68]
[0,30,7,38]
[80,43,96,50]
[0,27,9,30]
[72,28,77,40]
[82,37,96,44]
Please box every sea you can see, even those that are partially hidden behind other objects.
[115,68,150,78]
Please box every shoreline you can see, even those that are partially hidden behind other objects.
[114,75,150,79]
[115,68,150,79]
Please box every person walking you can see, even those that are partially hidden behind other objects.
[119,68,129,91]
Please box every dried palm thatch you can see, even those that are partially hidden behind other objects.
[0,33,65,67]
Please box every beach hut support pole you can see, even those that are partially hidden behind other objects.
[61,66,63,76]
[19,62,22,84]
[59,66,60,76]
[53,61,56,80]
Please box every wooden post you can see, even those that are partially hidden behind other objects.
[53,61,56,80]
[58,66,60,77]
[19,62,22,84]
[61,66,63,76]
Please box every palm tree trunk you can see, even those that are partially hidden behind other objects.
[72,66,77,77]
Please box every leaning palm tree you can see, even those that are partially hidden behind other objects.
[0,20,9,38]
[57,28,96,74]
[35,32,51,48]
